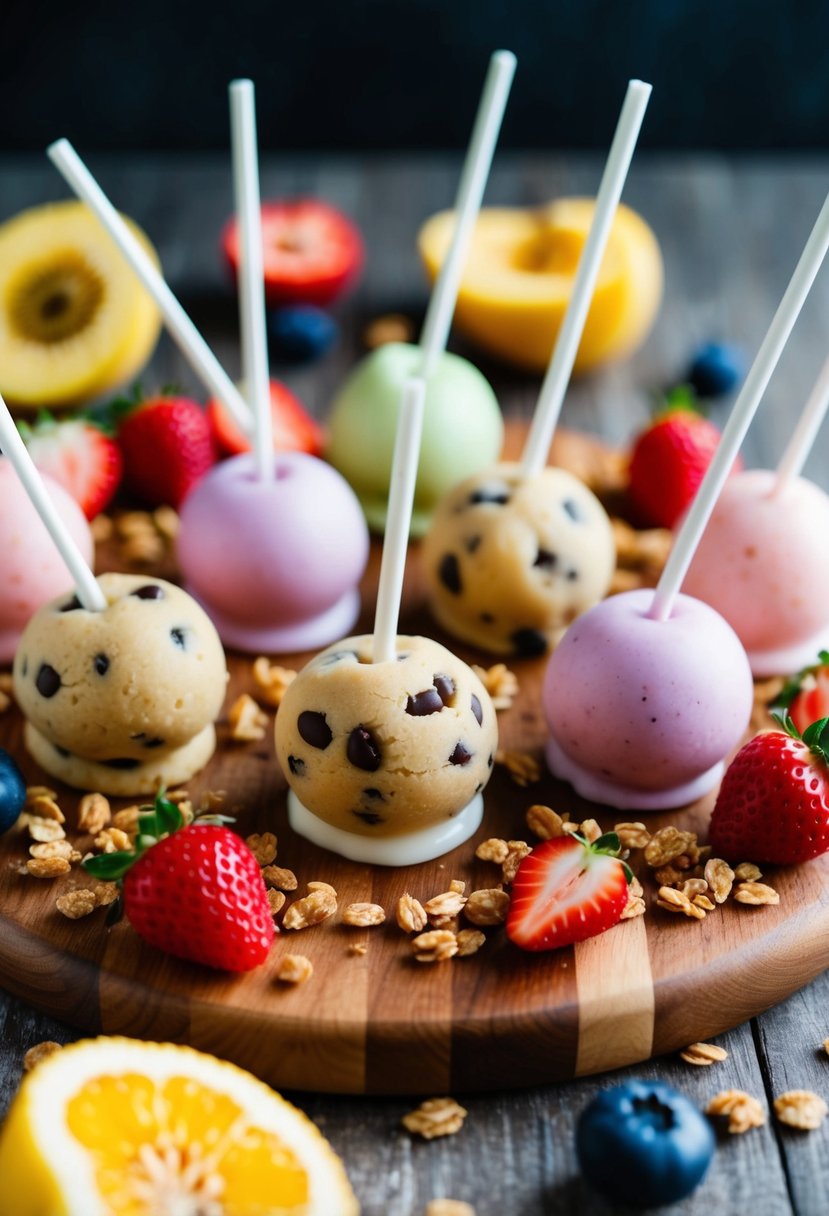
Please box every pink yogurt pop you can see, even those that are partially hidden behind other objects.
[176,451,370,653]
[683,469,829,676]
[0,458,93,664]
[543,587,753,810]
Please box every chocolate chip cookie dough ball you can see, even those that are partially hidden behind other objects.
[275,635,498,841]
[13,573,228,795]
[422,463,616,656]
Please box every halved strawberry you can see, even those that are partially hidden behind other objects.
[774,650,829,735]
[19,414,122,519]
[222,199,364,307]
[506,833,631,952]
[207,378,325,458]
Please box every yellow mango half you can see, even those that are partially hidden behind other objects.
[418,198,663,374]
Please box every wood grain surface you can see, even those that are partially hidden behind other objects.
[1,420,827,1096]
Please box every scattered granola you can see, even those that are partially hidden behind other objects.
[152,505,180,543]
[27,856,71,878]
[495,749,540,787]
[644,826,697,868]
[363,312,415,349]
[229,693,269,742]
[704,858,734,904]
[678,878,709,898]
[246,833,278,866]
[614,822,651,850]
[93,882,119,907]
[653,864,684,888]
[474,838,509,864]
[425,890,467,926]
[680,1042,728,1066]
[449,879,466,895]
[411,930,458,963]
[579,818,602,844]
[276,954,314,985]
[734,881,780,906]
[706,1090,766,1133]
[27,794,64,824]
[455,929,486,957]
[402,1097,468,1139]
[348,942,368,956]
[56,889,98,919]
[621,875,646,920]
[26,817,66,843]
[470,663,518,711]
[112,807,142,835]
[262,865,297,892]
[29,840,79,862]
[267,889,286,916]
[93,827,131,854]
[824,1038,829,1057]
[464,888,509,926]
[693,894,716,911]
[283,885,337,930]
[734,862,762,882]
[90,513,114,543]
[23,1041,62,1072]
[526,804,568,840]
[77,793,111,836]
[397,893,428,933]
[656,886,706,920]
[773,1091,828,1130]
[501,841,531,884]
[252,656,297,708]
[425,1202,476,1216]
[342,902,386,927]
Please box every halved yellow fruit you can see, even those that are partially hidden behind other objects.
[418,198,663,374]
[0,201,162,409]
[0,1037,359,1216]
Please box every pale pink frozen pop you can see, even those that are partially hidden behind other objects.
[544,186,829,810]
[0,458,94,663]
[177,451,369,652]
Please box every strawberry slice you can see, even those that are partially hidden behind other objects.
[506,833,632,952]
[222,199,364,307]
[19,414,122,520]
[774,650,829,735]
[207,379,324,458]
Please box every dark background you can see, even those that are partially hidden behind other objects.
[5,0,829,152]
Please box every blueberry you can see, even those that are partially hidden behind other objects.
[0,748,26,835]
[269,305,338,363]
[687,341,746,398]
[576,1079,715,1207]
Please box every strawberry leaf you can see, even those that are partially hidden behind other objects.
[772,710,802,741]
[774,650,829,711]
[592,832,622,857]
[802,717,829,766]
[82,851,135,881]
[155,795,184,837]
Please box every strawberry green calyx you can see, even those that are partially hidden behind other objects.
[774,650,829,712]
[771,711,829,767]
[579,831,634,884]
[652,384,706,422]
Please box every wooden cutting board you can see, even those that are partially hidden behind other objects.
[0,425,827,1096]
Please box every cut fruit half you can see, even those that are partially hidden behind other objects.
[0,201,162,409]
[0,1037,359,1216]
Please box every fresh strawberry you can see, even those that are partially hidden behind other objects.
[222,199,364,307]
[207,378,324,458]
[506,833,631,952]
[116,392,216,508]
[82,793,274,972]
[709,714,829,864]
[19,414,122,519]
[774,650,829,736]
[628,390,742,529]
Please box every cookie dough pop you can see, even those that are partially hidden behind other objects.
[423,80,650,657]
[175,80,369,651]
[684,350,829,675]
[0,393,228,796]
[326,50,516,535]
[544,186,829,810]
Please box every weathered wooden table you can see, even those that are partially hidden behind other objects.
[1,153,828,1215]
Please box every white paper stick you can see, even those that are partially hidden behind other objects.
[372,377,427,663]
[521,80,651,478]
[230,80,273,479]
[47,138,252,436]
[0,393,106,611]
[417,49,516,378]
[650,187,829,622]
[773,350,829,491]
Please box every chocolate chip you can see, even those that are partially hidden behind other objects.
[132,584,165,600]
[534,549,558,570]
[363,788,384,800]
[480,612,495,624]
[566,569,579,582]
[438,553,462,595]
[563,498,583,522]
[465,535,482,554]
[469,486,510,506]
[320,649,359,666]
[471,694,483,725]
[353,810,384,826]
[288,755,306,775]
[487,753,494,768]
[35,664,61,698]
[94,654,109,676]
[20,657,27,678]
[449,741,473,766]
[142,737,165,749]
[406,688,444,716]
[170,627,187,649]
[347,726,382,771]
[298,711,332,750]
[511,628,548,658]
[434,675,455,704]
[102,757,141,770]
[60,595,81,612]
[474,782,484,793]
